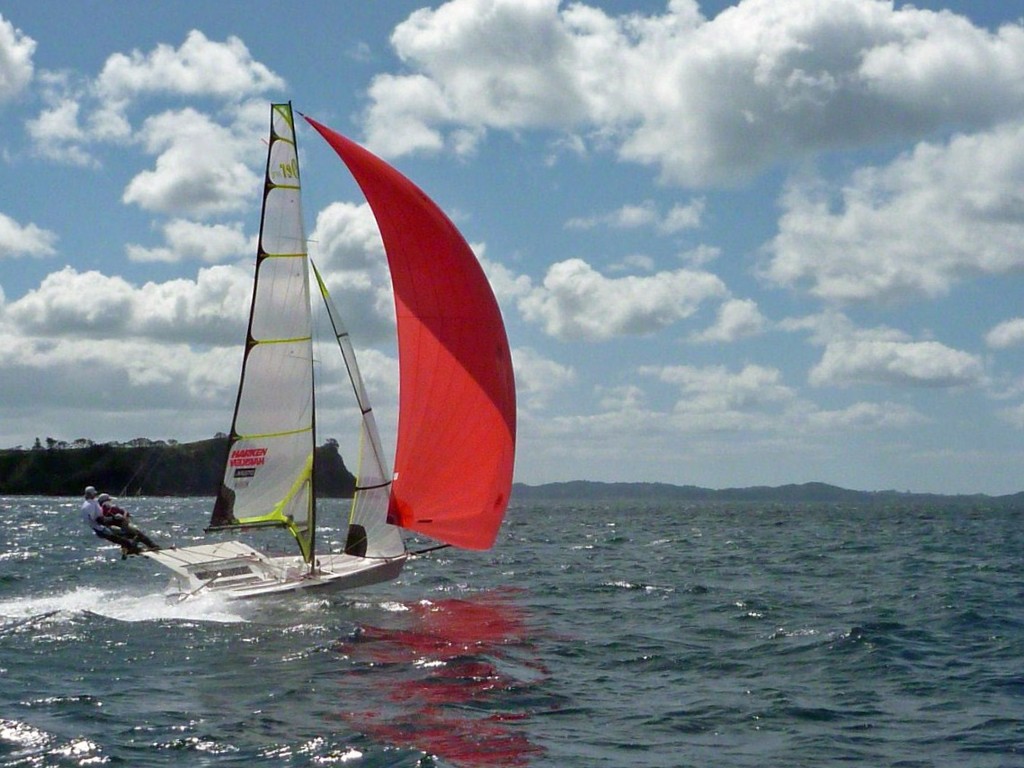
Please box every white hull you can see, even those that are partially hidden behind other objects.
[142,541,407,601]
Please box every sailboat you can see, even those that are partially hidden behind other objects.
[143,103,516,600]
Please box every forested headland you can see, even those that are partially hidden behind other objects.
[0,437,356,497]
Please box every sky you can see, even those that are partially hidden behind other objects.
[2,0,1024,495]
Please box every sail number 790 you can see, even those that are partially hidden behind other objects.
[278,158,299,180]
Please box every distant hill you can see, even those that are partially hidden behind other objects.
[0,437,356,497]
[4,442,1021,508]
[510,480,1024,508]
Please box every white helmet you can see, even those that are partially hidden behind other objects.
[97,493,111,505]
[84,486,97,498]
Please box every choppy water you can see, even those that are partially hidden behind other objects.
[1,496,1022,767]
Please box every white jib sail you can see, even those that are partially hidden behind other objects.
[313,263,405,558]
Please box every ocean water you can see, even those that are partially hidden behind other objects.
[0,496,1022,767]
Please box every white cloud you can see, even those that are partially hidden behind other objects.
[364,73,452,157]
[807,401,926,430]
[638,362,798,432]
[365,0,585,155]
[566,201,659,230]
[596,383,645,412]
[777,309,859,345]
[94,29,283,102]
[519,257,726,341]
[608,253,655,274]
[986,318,1024,350]
[0,14,35,102]
[25,93,97,166]
[363,0,1024,186]
[784,312,985,390]
[308,201,395,344]
[765,121,1024,302]
[662,199,706,233]
[810,338,984,389]
[0,263,258,444]
[0,212,57,259]
[477,249,533,305]
[691,298,766,343]
[565,197,704,232]
[512,346,575,409]
[27,32,282,166]
[126,218,250,263]
[679,244,720,267]
[5,265,251,346]
[123,107,261,217]
[651,363,794,411]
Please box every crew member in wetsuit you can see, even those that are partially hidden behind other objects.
[80,485,159,556]
[97,493,161,552]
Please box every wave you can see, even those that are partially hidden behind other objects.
[0,586,248,625]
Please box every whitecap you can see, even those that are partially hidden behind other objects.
[0,586,248,624]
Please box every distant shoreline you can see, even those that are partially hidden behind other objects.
[2,440,1020,505]
[510,480,1024,506]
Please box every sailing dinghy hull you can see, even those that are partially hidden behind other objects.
[143,543,407,601]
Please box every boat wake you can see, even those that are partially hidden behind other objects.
[0,586,248,626]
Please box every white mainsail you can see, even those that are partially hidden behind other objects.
[209,102,317,560]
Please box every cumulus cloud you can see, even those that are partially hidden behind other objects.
[5,265,251,346]
[0,328,232,407]
[691,298,766,343]
[986,318,1024,350]
[25,94,96,166]
[807,401,926,430]
[308,202,395,344]
[783,312,985,390]
[0,14,34,102]
[0,263,258,444]
[810,337,984,389]
[637,362,798,432]
[366,0,584,156]
[512,346,575,409]
[566,201,659,231]
[651,363,794,410]
[126,218,251,263]
[363,0,1024,185]
[94,30,283,103]
[764,121,1024,302]
[565,197,704,233]
[28,31,282,166]
[519,257,726,341]
[0,212,57,259]
[123,107,262,216]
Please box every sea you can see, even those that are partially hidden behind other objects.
[0,496,1022,768]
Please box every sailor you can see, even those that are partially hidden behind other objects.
[97,493,160,552]
[80,485,150,556]
[80,485,102,532]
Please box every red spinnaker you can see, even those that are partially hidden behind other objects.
[304,116,516,550]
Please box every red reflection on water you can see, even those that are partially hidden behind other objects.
[333,590,547,766]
